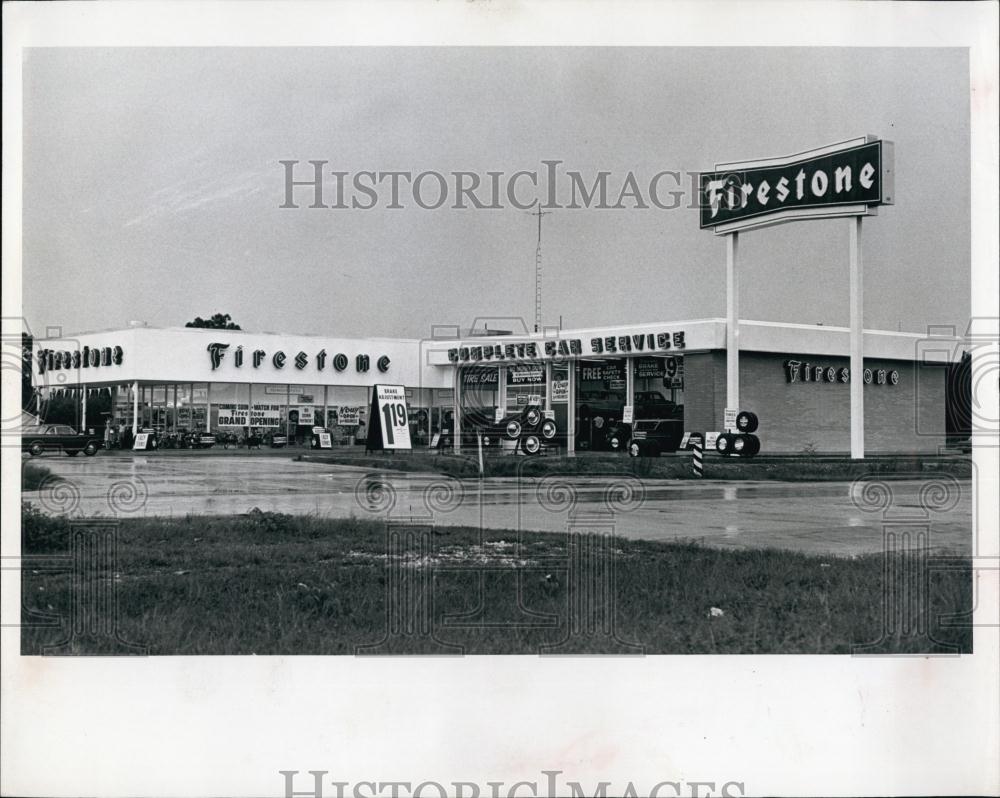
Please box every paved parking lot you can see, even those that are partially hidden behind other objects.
[23,452,972,556]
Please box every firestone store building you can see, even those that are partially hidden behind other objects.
[32,317,956,454]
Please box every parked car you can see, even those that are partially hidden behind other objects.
[186,431,217,449]
[634,391,682,420]
[23,424,103,457]
[576,390,625,450]
[604,420,632,452]
[628,419,684,457]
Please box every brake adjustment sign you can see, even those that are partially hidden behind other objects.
[370,384,412,450]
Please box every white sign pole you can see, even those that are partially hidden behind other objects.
[567,362,576,457]
[726,231,740,420]
[850,216,865,459]
[625,354,634,408]
[132,381,139,435]
[453,366,461,454]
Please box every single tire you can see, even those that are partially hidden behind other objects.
[716,432,735,455]
[735,434,760,457]
[540,419,557,440]
[609,435,621,450]
[521,434,541,455]
[735,411,759,433]
[84,442,99,456]
[29,442,44,457]
[482,435,491,447]
[525,407,541,427]
[629,441,642,458]
[504,419,522,440]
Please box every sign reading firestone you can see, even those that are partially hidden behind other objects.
[699,141,892,228]
[207,342,389,374]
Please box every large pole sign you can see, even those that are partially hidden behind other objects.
[700,136,894,460]
[700,140,893,231]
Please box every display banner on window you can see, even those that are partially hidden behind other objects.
[249,404,281,428]
[580,363,625,383]
[337,406,362,426]
[507,365,545,385]
[298,406,315,425]
[462,367,500,387]
[551,379,569,403]
[663,356,685,389]
[635,357,666,379]
[217,403,282,427]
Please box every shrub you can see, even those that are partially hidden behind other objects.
[21,501,72,553]
[22,463,60,491]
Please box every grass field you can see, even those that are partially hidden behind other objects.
[20,503,972,655]
[299,450,973,482]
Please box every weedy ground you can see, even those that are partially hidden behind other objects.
[20,504,971,655]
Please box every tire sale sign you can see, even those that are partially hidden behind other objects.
[368,384,412,450]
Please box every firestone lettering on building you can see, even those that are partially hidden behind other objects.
[37,345,124,374]
[207,343,389,374]
[784,359,899,385]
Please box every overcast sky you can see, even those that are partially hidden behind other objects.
[22,47,970,339]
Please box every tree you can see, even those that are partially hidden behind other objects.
[185,313,241,330]
[22,333,37,412]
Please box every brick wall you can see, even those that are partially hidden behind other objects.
[682,350,947,453]
[682,352,723,437]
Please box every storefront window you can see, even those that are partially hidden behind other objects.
[576,359,627,451]
[460,366,500,428]
[407,387,432,447]
[432,388,455,447]
[633,356,684,422]
[505,364,546,416]
[551,363,570,443]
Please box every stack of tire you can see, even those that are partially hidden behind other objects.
[500,406,558,456]
[715,411,760,457]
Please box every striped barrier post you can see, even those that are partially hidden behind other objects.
[692,441,704,477]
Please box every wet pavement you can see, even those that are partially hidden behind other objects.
[23,453,972,556]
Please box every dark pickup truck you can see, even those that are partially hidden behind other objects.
[23,424,103,457]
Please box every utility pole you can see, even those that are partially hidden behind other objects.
[527,206,551,332]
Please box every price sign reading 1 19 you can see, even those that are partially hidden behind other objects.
[374,384,412,449]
